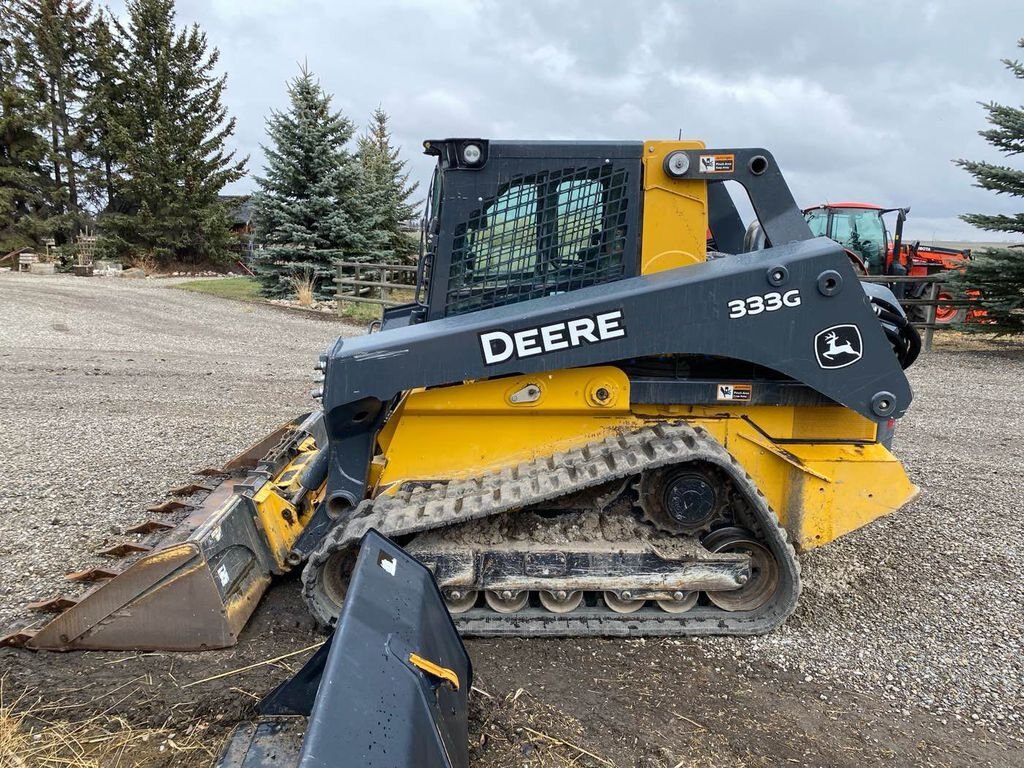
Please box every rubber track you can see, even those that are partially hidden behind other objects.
[301,422,801,636]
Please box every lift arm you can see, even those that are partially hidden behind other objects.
[320,237,912,511]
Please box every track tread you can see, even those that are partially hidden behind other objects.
[301,422,801,635]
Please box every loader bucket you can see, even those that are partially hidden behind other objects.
[6,413,327,652]
[215,529,472,768]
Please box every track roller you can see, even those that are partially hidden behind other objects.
[443,589,478,614]
[603,591,645,614]
[484,590,528,613]
[538,590,584,613]
[656,591,699,613]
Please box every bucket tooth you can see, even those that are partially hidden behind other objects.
[147,499,195,514]
[25,413,321,652]
[194,466,229,478]
[27,595,79,612]
[169,482,214,496]
[97,542,153,558]
[65,567,120,583]
[27,501,273,651]
[0,628,36,648]
[125,519,175,535]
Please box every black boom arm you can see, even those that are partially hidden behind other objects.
[320,237,912,512]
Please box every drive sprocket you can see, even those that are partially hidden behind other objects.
[634,464,731,535]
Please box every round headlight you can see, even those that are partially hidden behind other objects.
[664,151,690,177]
[462,143,482,165]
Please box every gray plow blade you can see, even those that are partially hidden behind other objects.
[215,529,472,768]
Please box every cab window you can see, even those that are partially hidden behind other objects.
[466,181,538,274]
[804,208,829,237]
[830,209,884,271]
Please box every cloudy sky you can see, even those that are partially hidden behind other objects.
[115,0,1023,241]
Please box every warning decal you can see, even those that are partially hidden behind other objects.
[716,383,752,402]
[698,154,735,173]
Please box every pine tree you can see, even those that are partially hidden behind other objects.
[0,23,57,252]
[252,67,376,297]
[99,0,245,266]
[357,107,420,265]
[10,0,95,240]
[953,37,1024,333]
[78,9,125,212]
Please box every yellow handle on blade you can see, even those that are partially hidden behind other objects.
[409,653,460,691]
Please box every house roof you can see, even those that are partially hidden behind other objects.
[218,195,253,225]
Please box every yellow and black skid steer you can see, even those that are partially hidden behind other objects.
[6,138,921,651]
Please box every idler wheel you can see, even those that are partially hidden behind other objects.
[703,527,779,612]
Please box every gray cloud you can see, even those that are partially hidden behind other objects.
[114,0,1024,241]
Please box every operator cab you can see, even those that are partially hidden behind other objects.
[391,138,821,331]
[387,138,645,329]
[803,203,909,276]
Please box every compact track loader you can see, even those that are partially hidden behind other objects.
[5,139,920,651]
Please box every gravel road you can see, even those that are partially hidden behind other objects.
[0,274,353,627]
[0,272,1021,767]
[709,335,1024,733]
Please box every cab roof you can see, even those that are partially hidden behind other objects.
[804,202,884,211]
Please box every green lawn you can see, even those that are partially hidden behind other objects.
[175,276,415,325]
[174,276,263,301]
[337,301,383,323]
[336,288,416,323]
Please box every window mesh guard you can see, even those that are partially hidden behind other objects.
[445,165,630,315]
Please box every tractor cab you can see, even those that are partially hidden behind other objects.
[802,203,908,276]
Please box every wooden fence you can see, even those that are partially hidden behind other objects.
[860,274,969,351]
[334,261,418,309]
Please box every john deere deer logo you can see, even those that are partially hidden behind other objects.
[814,325,863,369]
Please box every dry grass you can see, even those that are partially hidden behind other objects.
[932,328,1024,353]
[335,287,416,324]
[0,677,214,768]
[288,268,317,307]
[470,685,619,767]
[336,299,381,323]
[128,252,159,276]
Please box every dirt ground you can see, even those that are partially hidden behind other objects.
[0,273,1022,767]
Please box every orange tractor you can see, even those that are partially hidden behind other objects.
[802,203,974,325]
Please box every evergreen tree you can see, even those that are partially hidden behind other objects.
[10,0,95,239]
[357,107,420,265]
[953,37,1024,333]
[0,23,56,252]
[78,9,125,212]
[99,0,245,266]
[252,67,376,296]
